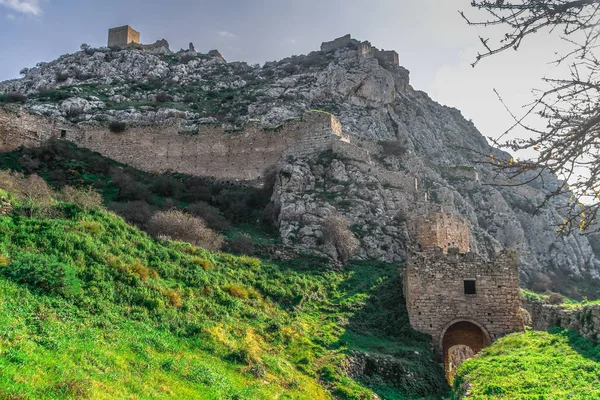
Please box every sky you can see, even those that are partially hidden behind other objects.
[0,0,571,148]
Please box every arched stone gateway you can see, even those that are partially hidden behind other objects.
[441,320,491,381]
[404,215,525,380]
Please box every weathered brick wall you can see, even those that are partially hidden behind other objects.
[405,248,524,357]
[0,108,343,181]
[529,303,600,341]
[108,26,140,48]
[415,212,470,253]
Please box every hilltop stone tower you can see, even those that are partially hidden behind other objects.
[405,213,524,380]
[108,25,140,48]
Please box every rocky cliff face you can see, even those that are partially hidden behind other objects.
[1,37,599,296]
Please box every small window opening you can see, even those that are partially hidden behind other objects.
[464,280,476,295]
[60,129,67,139]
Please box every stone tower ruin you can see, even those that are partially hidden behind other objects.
[108,25,140,48]
[405,213,524,380]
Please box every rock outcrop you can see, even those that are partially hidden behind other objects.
[1,35,600,296]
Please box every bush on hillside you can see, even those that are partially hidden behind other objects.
[155,92,172,103]
[187,201,231,231]
[108,121,127,133]
[147,209,224,251]
[226,234,255,255]
[1,92,27,103]
[110,201,153,226]
[381,140,408,157]
[0,171,55,217]
[322,214,360,263]
[151,175,184,197]
[110,168,150,201]
[58,186,103,210]
[547,292,565,305]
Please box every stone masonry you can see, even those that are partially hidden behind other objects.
[415,212,470,253]
[0,107,347,182]
[528,303,600,341]
[108,25,141,48]
[320,34,400,66]
[404,246,524,376]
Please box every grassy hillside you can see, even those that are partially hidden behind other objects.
[0,187,446,399]
[452,329,600,399]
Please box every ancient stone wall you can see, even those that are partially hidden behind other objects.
[108,26,140,48]
[528,303,600,341]
[0,107,343,182]
[443,166,480,182]
[320,34,354,53]
[405,248,524,357]
[415,212,470,253]
[320,35,400,66]
[374,49,399,66]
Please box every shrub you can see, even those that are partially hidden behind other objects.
[163,289,183,307]
[223,284,249,299]
[179,53,197,64]
[381,140,408,157]
[226,234,255,255]
[59,186,103,210]
[2,92,27,103]
[55,71,70,83]
[151,175,183,197]
[322,214,360,263]
[0,172,55,217]
[531,272,552,292]
[187,202,231,231]
[110,168,150,201]
[0,254,10,267]
[183,94,199,103]
[156,92,172,103]
[0,253,81,297]
[108,121,127,133]
[147,210,224,251]
[110,201,153,225]
[547,292,565,305]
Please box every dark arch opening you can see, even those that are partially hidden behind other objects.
[442,321,490,382]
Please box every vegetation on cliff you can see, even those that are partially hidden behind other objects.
[452,329,600,399]
[0,177,446,399]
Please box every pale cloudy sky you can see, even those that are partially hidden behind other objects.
[0,0,570,148]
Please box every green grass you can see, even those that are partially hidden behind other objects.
[521,288,600,308]
[0,196,446,399]
[452,329,600,399]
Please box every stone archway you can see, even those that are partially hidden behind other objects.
[440,320,491,382]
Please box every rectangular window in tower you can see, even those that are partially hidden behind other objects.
[464,280,476,295]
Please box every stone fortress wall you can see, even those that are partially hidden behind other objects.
[320,34,400,66]
[0,107,387,182]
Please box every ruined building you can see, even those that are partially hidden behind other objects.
[405,214,524,380]
[320,34,400,66]
[108,25,140,48]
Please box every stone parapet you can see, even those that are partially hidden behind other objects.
[529,303,600,341]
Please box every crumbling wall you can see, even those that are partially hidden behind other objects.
[405,249,524,356]
[0,108,343,181]
[320,34,400,66]
[415,212,470,253]
[529,303,600,341]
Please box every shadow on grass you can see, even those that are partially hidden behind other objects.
[550,327,600,362]
[337,261,449,399]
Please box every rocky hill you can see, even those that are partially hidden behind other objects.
[1,35,599,298]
